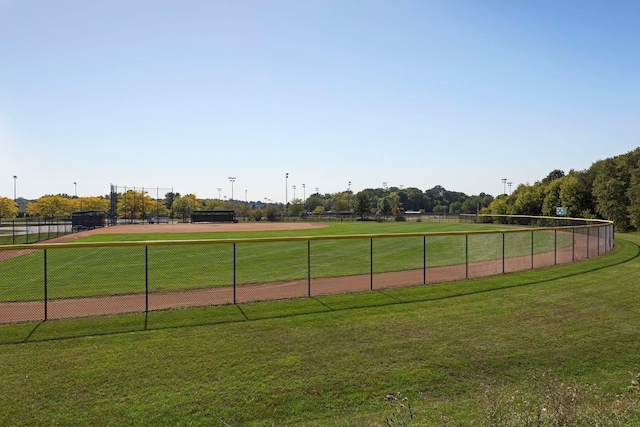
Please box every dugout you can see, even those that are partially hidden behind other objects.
[72,210,106,230]
[191,210,238,223]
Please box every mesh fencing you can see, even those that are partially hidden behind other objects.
[0,217,78,245]
[0,217,614,324]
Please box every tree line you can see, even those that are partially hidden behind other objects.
[1,147,639,230]
[487,147,640,231]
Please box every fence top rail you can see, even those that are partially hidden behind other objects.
[0,220,613,251]
[461,213,612,224]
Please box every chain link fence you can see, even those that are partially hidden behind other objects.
[0,216,80,245]
[0,216,614,324]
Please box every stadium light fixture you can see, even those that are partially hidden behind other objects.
[13,175,17,201]
[501,178,507,195]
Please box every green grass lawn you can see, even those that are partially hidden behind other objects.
[0,221,571,301]
[0,232,636,426]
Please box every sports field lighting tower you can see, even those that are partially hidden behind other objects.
[13,175,17,201]
[292,185,296,200]
[217,188,222,199]
[285,173,289,205]
[228,177,236,201]
[502,178,507,196]
[507,182,513,195]
[74,182,77,197]
[302,184,305,210]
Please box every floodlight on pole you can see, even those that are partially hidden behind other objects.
[292,185,296,200]
[13,175,17,201]
[217,188,222,199]
[228,177,236,200]
[507,182,513,195]
[502,178,507,195]
[74,182,77,197]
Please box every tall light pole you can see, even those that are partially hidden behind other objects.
[228,177,236,201]
[501,178,507,195]
[74,182,77,197]
[383,181,388,192]
[13,175,17,201]
[348,181,351,191]
[507,182,513,195]
[285,173,289,205]
[245,189,247,203]
[217,188,222,199]
[302,184,306,210]
[292,185,296,200]
[315,187,319,194]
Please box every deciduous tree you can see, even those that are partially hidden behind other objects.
[26,195,75,217]
[0,197,18,220]
[172,194,198,222]
[592,159,629,230]
[354,191,372,220]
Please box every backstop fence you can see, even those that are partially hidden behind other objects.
[109,184,175,225]
[0,215,614,324]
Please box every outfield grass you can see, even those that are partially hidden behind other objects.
[0,221,571,302]
[0,232,637,426]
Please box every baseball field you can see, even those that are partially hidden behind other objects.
[0,221,637,425]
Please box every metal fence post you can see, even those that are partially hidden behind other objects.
[423,236,426,284]
[531,230,534,269]
[465,234,469,279]
[44,249,48,321]
[554,229,557,265]
[370,238,373,291]
[307,240,311,297]
[587,230,590,259]
[145,246,149,314]
[502,233,505,274]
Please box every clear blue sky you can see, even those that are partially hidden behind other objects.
[1,0,638,202]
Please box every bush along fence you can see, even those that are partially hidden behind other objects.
[0,216,614,324]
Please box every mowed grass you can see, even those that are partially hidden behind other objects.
[0,221,570,301]
[0,233,637,426]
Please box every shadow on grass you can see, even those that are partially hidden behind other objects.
[2,237,638,345]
